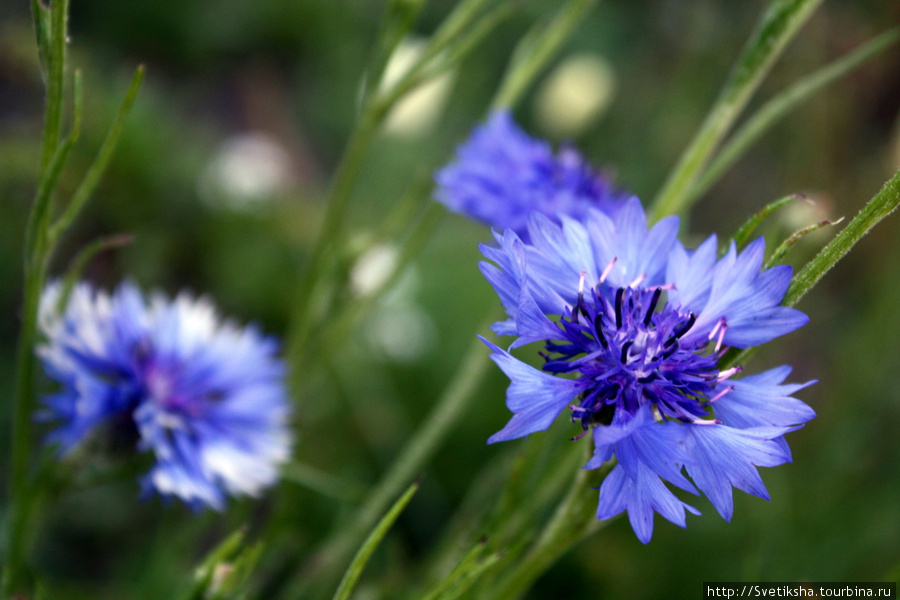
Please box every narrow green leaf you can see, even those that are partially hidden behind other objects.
[29,0,51,78]
[724,167,900,371]
[420,0,498,68]
[785,167,900,306]
[765,217,843,269]
[332,479,421,600]
[492,0,600,110]
[51,65,145,242]
[57,233,134,313]
[420,539,503,600]
[390,1,516,105]
[650,0,823,221]
[40,0,70,172]
[731,193,805,249]
[179,528,248,600]
[693,27,900,201]
[359,0,429,108]
[207,543,264,600]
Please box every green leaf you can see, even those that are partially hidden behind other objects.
[419,539,503,600]
[359,0,428,108]
[650,0,823,221]
[29,0,51,78]
[179,528,264,600]
[785,167,900,306]
[764,217,843,269]
[51,65,145,242]
[724,166,900,371]
[57,233,134,313]
[332,479,421,600]
[692,27,900,201]
[730,193,805,249]
[39,0,70,172]
[492,0,601,110]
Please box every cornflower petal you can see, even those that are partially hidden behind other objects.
[435,110,630,238]
[684,239,809,347]
[480,337,590,443]
[684,424,796,521]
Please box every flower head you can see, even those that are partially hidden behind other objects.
[38,281,291,510]
[434,110,630,239]
[480,197,815,542]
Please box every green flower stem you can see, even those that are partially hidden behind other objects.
[3,251,51,598]
[492,0,600,111]
[691,28,900,203]
[650,0,823,222]
[288,322,496,599]
[285,103,385,391]
[487,453,614,600]
[4,1,72,593]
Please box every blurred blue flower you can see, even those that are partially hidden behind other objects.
[480,197,815,542]
[38,281,291,510]
[434,110,630,239]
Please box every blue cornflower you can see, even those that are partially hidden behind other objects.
[434,110,630,239]
[37,281,292,510]
[480,197,815,542]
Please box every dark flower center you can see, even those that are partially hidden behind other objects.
[541,285,725,434]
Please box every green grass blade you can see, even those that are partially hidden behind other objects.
[332,479,421,600]
[492,0,600,110]
[693,27,900,201]
[51,65,145,242]
[650,0,823,221]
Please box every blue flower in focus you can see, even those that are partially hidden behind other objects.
[480,197,815,542]
[37,281,292,510]
[434,110,630,238]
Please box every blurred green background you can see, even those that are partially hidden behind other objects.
[2,1,900,598]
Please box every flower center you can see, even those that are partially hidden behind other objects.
[542,285,724,433]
